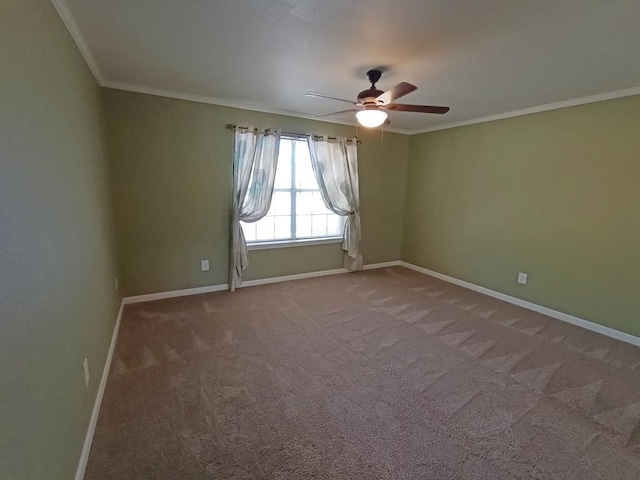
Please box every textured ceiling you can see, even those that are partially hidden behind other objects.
[57,0,640,133]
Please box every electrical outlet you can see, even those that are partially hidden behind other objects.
[83,358,90,387]
[200,259,210,272]
[518,272,528,285]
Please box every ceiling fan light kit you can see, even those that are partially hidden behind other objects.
[306,69,450,128]
[356,108,388,128]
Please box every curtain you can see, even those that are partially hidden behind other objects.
[307,136,362,271]
[229,128,281,291]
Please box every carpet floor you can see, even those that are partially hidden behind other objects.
[85,267,640,479]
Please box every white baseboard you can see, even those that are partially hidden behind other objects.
[72,260,637,480]
[75,299,125,480]
[363,261,402,270]
[242,267,349,287]
[123,261,403,305]
[399,261,640,348]
[122,283,228,305]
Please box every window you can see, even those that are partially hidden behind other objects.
[241,138,343,244]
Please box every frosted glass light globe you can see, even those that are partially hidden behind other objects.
[356,109,388,128]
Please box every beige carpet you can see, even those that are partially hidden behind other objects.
[85,267,640,479]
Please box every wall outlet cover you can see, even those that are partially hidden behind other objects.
[518,272,528,285]
[201,259,210,271]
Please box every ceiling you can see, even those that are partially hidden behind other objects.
[55,0,640,134]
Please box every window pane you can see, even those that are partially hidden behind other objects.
[265,201,275,217]
[272,192,291,216]
[327,215,342,236]
[311,214,328,236]
[295,143,317,189]
[296,214,312,238]
[297,192,313,215]
[244,140,345,243]
[275,140,291,189]
[311,191,328,214]
[256,216,275,241]
[274,216,291,239]
[241,222,256,242]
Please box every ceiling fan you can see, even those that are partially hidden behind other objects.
[306,69,449,128]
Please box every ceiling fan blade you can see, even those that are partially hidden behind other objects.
[316,109,359,117]
[376,82,417,105]
[306,92,357,105]
[384,104,450,114]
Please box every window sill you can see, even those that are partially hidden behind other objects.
[247,237,343,251]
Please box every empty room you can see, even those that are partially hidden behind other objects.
[3,0,640,478]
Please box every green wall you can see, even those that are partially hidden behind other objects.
[0,1,121,479]
[403,95,640,336]
[2,3,638,479]
[103,89,409,296]
[104,88,639,337]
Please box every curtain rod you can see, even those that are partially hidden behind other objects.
[226,124,361,144]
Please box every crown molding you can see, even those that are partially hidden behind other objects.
[51,0,104,83]
[104,82,639,137]
[101,81,413,135]
[52,0,639,137]
[410,86,640,135]
[51,0,411,135]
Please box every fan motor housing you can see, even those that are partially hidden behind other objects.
[357,88,384,103]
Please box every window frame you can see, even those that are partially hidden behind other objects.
[243,137,344,249]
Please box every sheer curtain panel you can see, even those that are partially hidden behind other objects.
[307,137,363,270]
[229,128,281,291]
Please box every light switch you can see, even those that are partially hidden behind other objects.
[201,260,210,271]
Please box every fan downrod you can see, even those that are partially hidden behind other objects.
[366,69,382,87]
[358,69,385,102]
